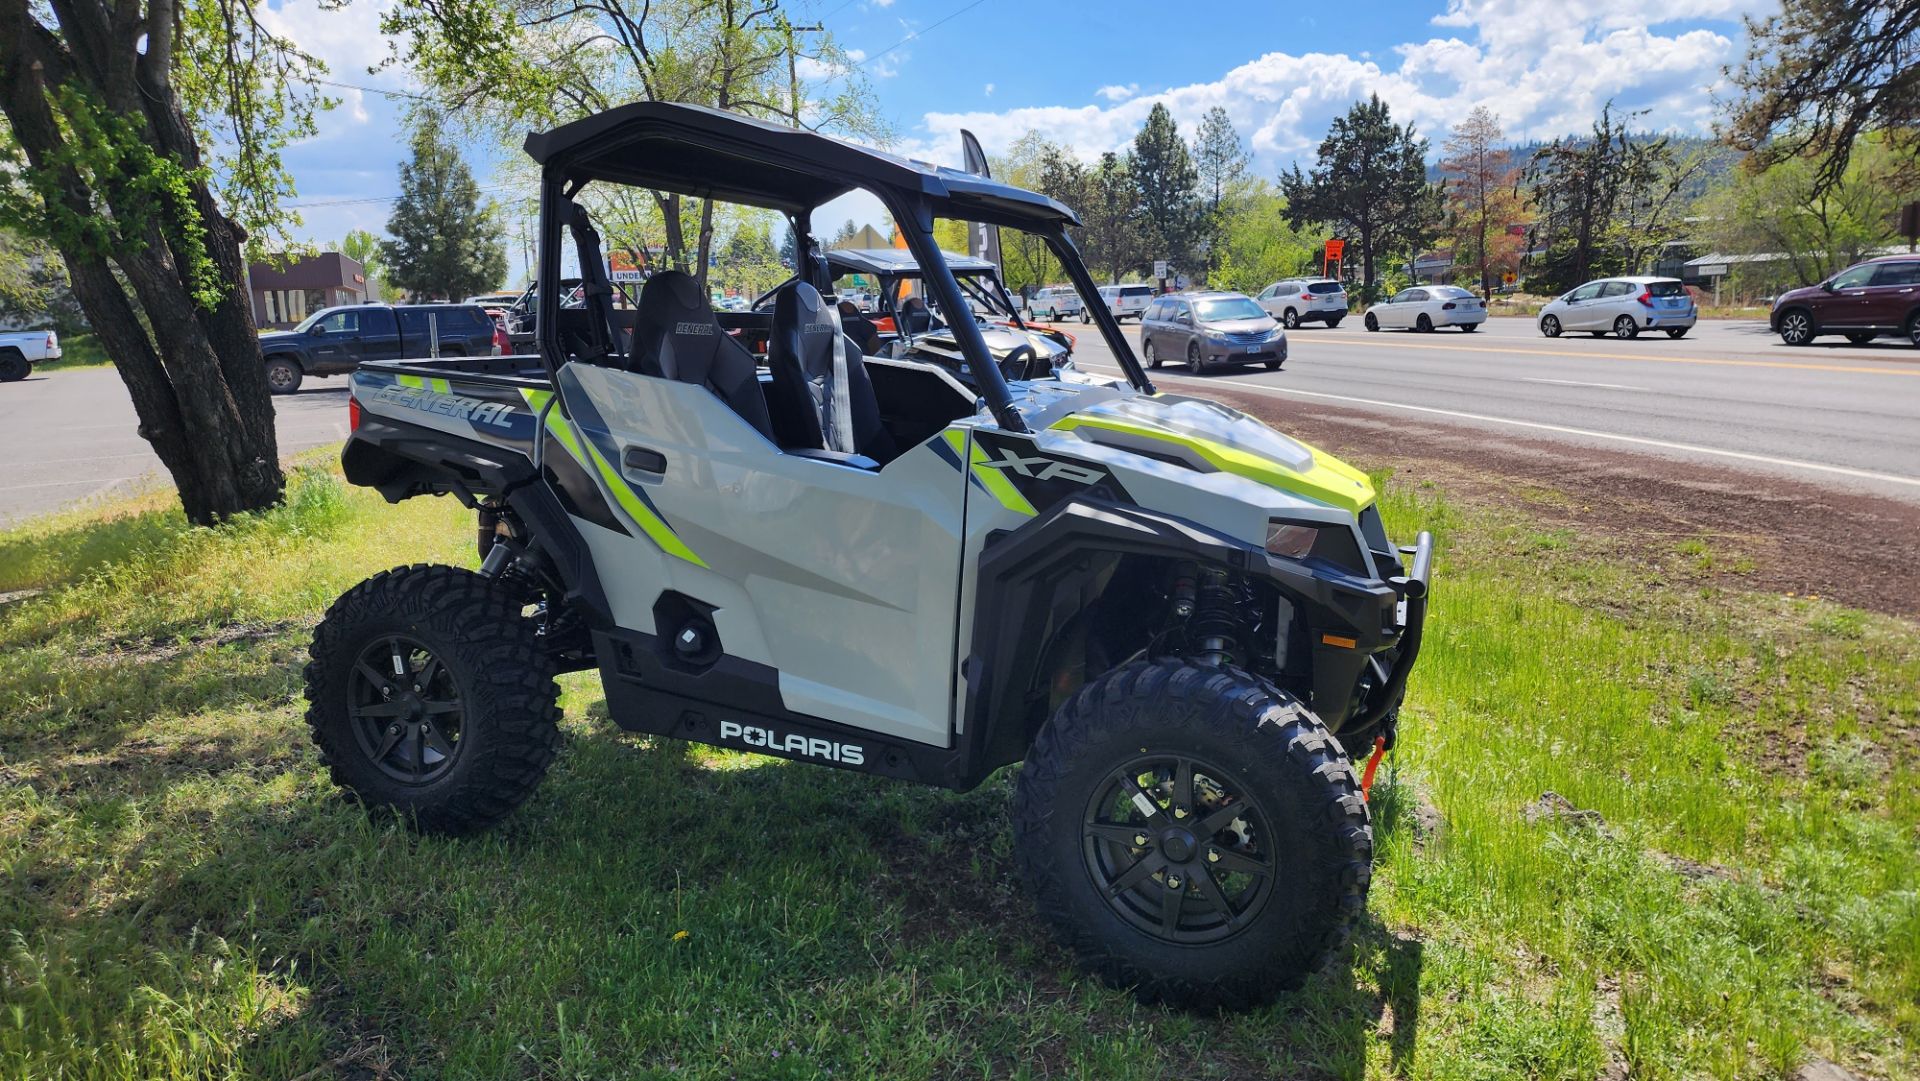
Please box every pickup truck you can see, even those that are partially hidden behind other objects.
[0,329,60,381]
[259,303,501,394]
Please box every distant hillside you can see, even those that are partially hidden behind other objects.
[1428,133,1739,199]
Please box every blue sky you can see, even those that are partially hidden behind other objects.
[267,0,1775,265]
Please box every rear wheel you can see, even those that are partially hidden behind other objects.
[1613,315,1639,339]
[1014,660,1372,1010]
[1282,309,1300,329]
[1666,327,1690,339]
[265,355,304,394]
[1415,314,1434,333]
[0,348,29,382]
[305,564,562,835]
[1540,315,1562,338]
[1326,315,1344,329]
[1904,312,1920,347]
[1364,312,1379,332]
[1187,341,1206,374]
[1778,308,1815,345]
[1459,323,1477,333]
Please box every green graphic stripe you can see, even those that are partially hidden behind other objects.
[1051,414,1374,514]
[519,389,707,566]
[964,439,1037,517]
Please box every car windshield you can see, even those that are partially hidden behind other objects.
[1646,281,1686,297]
[290,309,331,333]
[1194,297,1266,321]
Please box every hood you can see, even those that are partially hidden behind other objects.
[259,329,302,346]
[1776,282,1829,304]
[1049,393,1374,515]
[1202,317,1281,335]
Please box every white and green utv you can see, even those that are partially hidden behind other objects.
[307,102,1432,1010]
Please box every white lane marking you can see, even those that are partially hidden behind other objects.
[1085,365,1920,490]
[1521,377,1648,391]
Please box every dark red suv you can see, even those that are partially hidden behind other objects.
[1770,255,1920,346]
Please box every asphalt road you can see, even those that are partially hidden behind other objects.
[0,369,351,527]
[1058,315,1920,501]
[5,315,1919,526]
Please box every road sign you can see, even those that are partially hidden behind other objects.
[1696,263,1730,278]
[607,249,645,283]
[1502,272,1516,285]
[1324,239,1344,259]
[1153,259,1169,279]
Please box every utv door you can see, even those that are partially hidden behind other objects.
[558,363,969,747]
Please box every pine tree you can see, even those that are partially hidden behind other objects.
[381,114,508,301]
[1192,106,1250,277]
[1080,152,1147,284]
[1130,103,1203,277]
[1279,95,1442,300]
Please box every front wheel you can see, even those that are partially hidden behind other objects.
[1187,341,1206,374]
[1143,337,1162,369]
[265,356,304,394]
[305,564,562,835]
[1844,331,1875,345]
[1014,661,1372,1010]
[1540,315,1562,338]
[1080,310,1091,325]
[1778,309,1815,345]
[1613,315,1639,339]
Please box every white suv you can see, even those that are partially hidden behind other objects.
[1256,279,1348,328]
[1026,286,1084,321]
[1095,283,1155,323]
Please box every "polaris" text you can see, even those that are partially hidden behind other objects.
[718,720,866,765]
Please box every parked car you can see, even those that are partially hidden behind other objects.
[1093,283,1155,323]
[258,303,499,394]
[1026,286,1084,321]
[1256,278,1348,328]
[1537,276,1696,339]
[1770,255,1920,346]
[1363,285,1487,333]
[1139,291,1287,374]
[0,329,59,382]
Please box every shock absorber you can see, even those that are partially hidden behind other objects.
[1188,566,1248,667]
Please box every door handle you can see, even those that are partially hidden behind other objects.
[623,446,667,474]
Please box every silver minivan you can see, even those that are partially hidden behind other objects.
[1538,276,1697,339]
[1256,278,1348,328]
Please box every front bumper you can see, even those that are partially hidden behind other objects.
[1329,530,1433,738]
[1205,338,1288,363]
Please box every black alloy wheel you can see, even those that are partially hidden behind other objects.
[347,634,467,785]
[1415,313,1434,332]
[1081,754,1277,946]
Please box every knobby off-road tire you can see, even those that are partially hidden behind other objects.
[1014,660,1372,1010]
[305,564,562,835]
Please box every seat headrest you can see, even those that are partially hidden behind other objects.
[636,270,720,380]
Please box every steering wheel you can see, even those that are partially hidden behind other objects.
[999,343,1041,381]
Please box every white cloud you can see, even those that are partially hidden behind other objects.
[984,82,995,97]
[904,1,1768,173]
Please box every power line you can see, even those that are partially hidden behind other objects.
[857,0,991,69]
[304,77,449,105]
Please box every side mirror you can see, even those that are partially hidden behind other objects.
[1821,280,1837,292]
[309,324,326,336]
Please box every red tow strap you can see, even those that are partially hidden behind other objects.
[1360,736,1388,802]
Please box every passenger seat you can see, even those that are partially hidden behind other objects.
[631,270,776,442]
[764,282,896,462]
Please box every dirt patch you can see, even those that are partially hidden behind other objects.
[1203,387,1920,619]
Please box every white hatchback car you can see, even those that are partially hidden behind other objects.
[1026,286,1084,321]
[1363,285,1487,332]
[1537,277,1697,339]
[1256,278,1348,328]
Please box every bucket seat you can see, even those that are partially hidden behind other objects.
[765,282,895,462]
[632,271,775,441]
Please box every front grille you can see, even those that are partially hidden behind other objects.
[1223,330,1271,344]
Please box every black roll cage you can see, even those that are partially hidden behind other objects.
[526,104,1155,430]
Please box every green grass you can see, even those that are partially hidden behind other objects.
[33,332,114,372]
[1,465,1915,1080]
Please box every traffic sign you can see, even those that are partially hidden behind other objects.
[1153,259,1169,279]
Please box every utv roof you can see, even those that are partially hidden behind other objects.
[826,248,998,276]
[524,102,1079,229]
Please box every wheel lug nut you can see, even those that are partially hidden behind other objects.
[412,684,421,693]
[1166,875,1183,889]
[1133,833,1149,847]
[1173,806,1189,819]
[1207,849,1220,863]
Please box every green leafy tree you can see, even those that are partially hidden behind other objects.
[1703,135,1920,294]
[381,114,508,301]
[0,0,327,521]
[991,131,1078,293]
[1209,182,1316,295]
[383,0,883,292]
[1724,0,1920,194]
[338,229,397,301]
[0,229,85,333]
[1130,103,1203,277]
[1080,152,1148,284]
[1192,106,1251,279]
[1279,94,1442,300]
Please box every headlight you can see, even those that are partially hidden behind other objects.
[1266,518,1369,576]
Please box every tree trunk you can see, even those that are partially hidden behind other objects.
[0,0,284,524]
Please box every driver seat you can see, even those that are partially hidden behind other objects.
[632,271,775,442]
[765,282,895,461]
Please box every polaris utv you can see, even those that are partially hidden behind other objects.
[308,102,1432,1010]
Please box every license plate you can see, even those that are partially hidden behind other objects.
[1245,345,1260,353]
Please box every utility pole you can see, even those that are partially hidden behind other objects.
[785,19,824,129]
